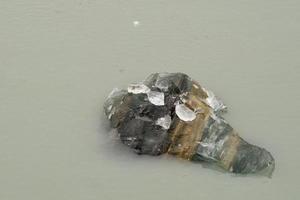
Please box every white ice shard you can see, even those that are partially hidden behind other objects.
[147,91,165,106]
[203,88,227,114]
[155,115,172,129]
[128,83,150,94]
[175,104,196,121]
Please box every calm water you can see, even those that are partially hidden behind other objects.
[1,1,299,199]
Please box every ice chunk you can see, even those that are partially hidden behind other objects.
[175,104,196,121]
[128,83,150,94]
[147,91,165,106]
[155,115,172,129]
[203,88,227,114]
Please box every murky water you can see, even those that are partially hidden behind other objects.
[0,1,299,199]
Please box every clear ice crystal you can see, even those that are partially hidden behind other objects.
[147,91,165,106]
[175,104,196,121]
[155,115,172,129]
[128,83,150,94]
[203,88,227,114]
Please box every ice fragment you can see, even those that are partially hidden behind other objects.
[156,115,172,129]
[147,91,165,106]
[128,83,150,94]
[175,104,196,122]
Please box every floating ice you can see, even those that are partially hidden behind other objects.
[104,72,275,176]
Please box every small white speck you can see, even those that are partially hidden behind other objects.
[133,20,140,27]
[193,84,199,89]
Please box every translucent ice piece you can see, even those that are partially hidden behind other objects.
[175,104,196,121]
[147,91,165,106]
[155,115,172,129]
[128,83,150,94]
[203,88,227,114]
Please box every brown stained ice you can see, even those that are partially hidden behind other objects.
[104,73,275,176]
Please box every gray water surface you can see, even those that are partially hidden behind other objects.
[0,1,299,200]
